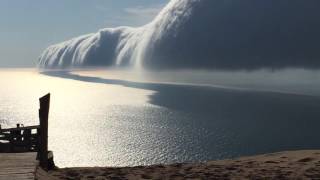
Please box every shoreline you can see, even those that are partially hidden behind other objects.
[37,150,320,179]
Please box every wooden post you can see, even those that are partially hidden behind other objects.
[39,93,50,170]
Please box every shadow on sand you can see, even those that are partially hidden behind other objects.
[42,71,320,158]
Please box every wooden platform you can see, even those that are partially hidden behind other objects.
[0,153,38,180]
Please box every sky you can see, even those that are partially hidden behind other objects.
[0,0,168,67]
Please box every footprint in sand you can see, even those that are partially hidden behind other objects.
[297,157,314,163]
[264,160,279,164]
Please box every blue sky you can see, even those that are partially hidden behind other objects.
[0,0,168,67]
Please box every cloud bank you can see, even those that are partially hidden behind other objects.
[38,0,320,70]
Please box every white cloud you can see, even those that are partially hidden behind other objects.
[94,3,167,27]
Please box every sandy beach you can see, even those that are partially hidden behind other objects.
[35,150,320,179]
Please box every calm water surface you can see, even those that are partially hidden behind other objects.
[1,68,320,167]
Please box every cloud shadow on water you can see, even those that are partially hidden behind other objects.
[42,71,320,159]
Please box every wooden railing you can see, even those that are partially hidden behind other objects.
[0,93,52,170]
[0,125,40,152]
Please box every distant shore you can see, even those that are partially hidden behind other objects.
[36,150,320,179]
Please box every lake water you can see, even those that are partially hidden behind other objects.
[1,68,320,167]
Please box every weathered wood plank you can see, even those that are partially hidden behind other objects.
[0,153,38,180]
[0,175,34,179]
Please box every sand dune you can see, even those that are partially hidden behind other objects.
[37,150,320,179]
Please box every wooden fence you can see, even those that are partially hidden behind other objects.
[0,125,40,152]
